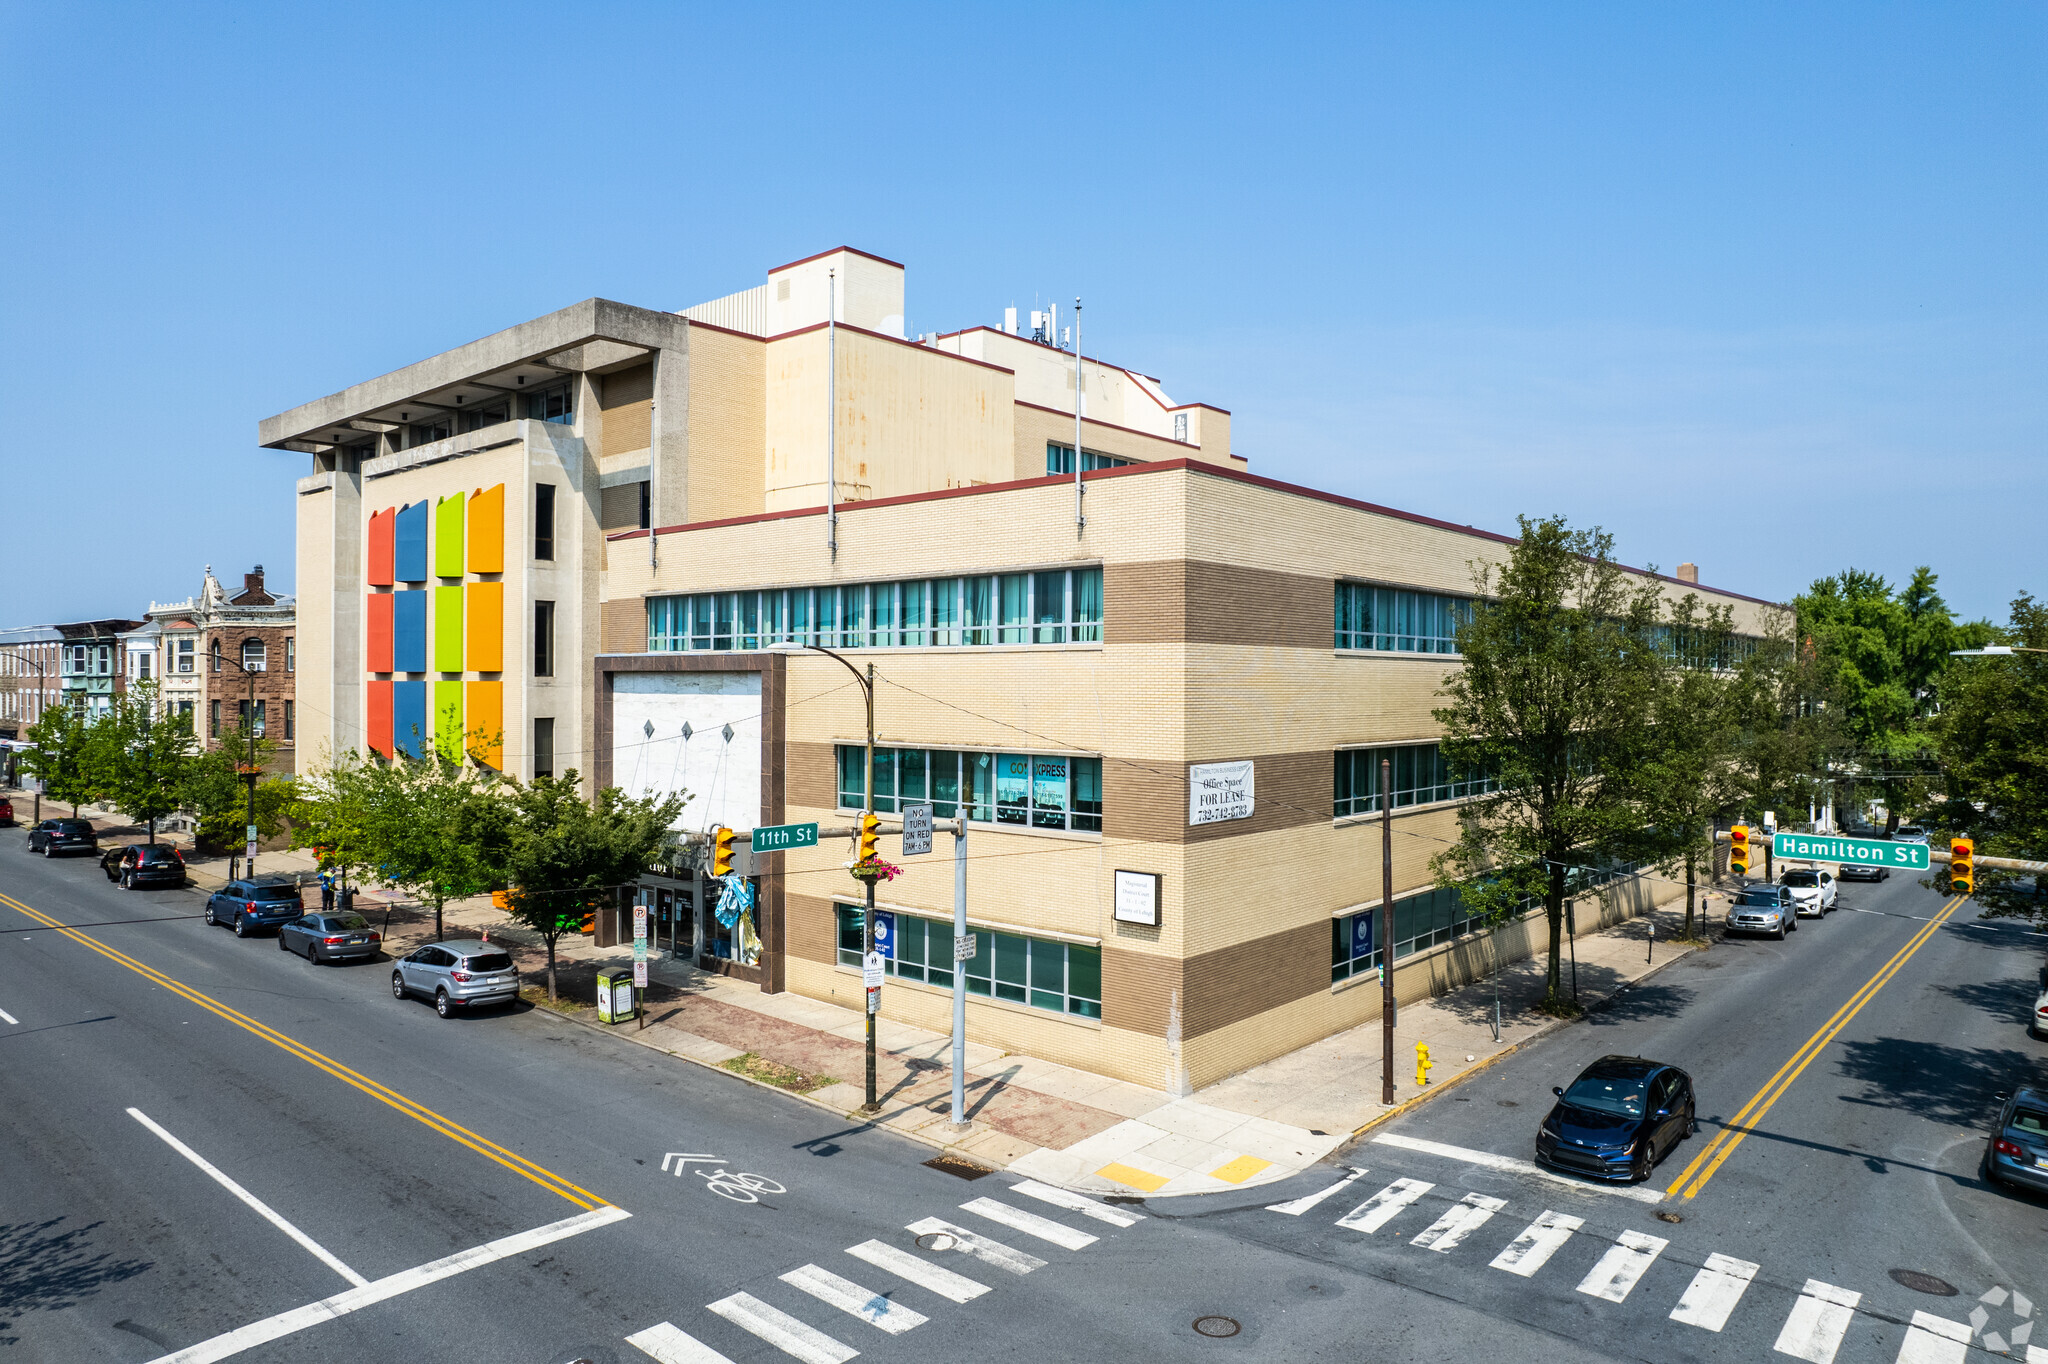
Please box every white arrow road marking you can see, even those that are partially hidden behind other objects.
[146,1205,630,1364]
[1336,1178,1434,1234]
[1371,1133,1667,1203]
[845,1240,989,1302]
[1411,1193,1506,1253]
[904,1217,1046,1274]
[1773,1278,1862,1362]
[626,1322,737,1364]
[707,1291,857,1364]
[1490,1210,1584,1278]
[1266,1167,1367,1216]
[1669,1253,1759,1331]
[1575,1229,1668,1303]
[781,1264,927,1334]
[662,1152,723,1174]
[1896,1311,1971,1364]
[0,1005,18,1025]
[128,1108,367,1287]
[959,1197,1097,1250]
[1010,1179,1144,1227]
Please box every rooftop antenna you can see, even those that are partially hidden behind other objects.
[1074,296,1085,536]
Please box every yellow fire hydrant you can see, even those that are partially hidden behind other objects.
[1415,1041,1433,1087]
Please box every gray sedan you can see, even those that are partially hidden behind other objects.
[1986,1086,2048,1196]
[280,912,383,964]
[391,939,520,1018]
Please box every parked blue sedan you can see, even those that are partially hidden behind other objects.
[204,879,304,937]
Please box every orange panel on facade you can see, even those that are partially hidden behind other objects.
[467,483,505,574]
[366,592,394,673]
[465,581,504,672]
[367,508,395,587]
[366,680,393,757]
[465,680,503,769]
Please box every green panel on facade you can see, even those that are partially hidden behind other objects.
[433,585,464,672]
[434,492,466,579]
[433,680,464,762]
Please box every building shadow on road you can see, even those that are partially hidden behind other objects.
[1833,1035,2048,1129]
[0,1217,151,1346]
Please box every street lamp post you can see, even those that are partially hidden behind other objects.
[769,640,881,1113]
[213,647,263,878]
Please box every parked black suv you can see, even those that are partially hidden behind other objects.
[27,819,98,856]
[100,843,188,889]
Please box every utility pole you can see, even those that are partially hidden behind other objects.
[950,816,968,1128]
[1073,296,1085,537]
[827,268,838,561]
[1380,755,1395,1105]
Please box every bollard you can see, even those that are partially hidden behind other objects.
[1415,1041,1433,1087]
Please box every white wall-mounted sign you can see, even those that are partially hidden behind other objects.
[1189,760,1254,825]
[1114,870,1162,926]
[614,672,763,834]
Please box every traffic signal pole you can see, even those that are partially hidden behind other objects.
[1380,755,1395,1106]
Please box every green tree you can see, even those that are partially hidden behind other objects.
[1935,592,2048,920]
[1431,516,1666,1013]
[181,724,290,853]
[287,748,388,898]
[20,701,94,817]
[85,683,195,843]
[363,749,511,943]
[500,772,684,1000]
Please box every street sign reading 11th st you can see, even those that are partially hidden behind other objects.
[1770,832,1931,872]
[750,822,819,852]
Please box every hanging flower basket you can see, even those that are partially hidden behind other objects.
[847,856,903,885]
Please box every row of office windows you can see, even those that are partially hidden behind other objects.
[648,567,1104,653]
[1043,443,1133,475]
[1333,742,1498,816]
[835,907,1102,1019]
[1335,583,1473,654]
[836,746,1104,833]
[403,383,574,449]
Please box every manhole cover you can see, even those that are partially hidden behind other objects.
[1889,1269,1959,1296]
[923,1154,993,1181]
[1193,1316,1241,1338]
[915,1232,958,1253]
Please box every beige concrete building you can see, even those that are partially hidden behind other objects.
[264,245,1781,1094]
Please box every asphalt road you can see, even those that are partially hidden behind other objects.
[5,832,2044,1364]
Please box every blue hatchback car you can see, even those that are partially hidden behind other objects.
[1987,1086,2048,1196]
[204,879,305,937]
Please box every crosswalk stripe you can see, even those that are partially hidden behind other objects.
[1575,1229,1668,1303]
[961,1197,1098,1250]
[1489,1210,1584,1278]
[1773,1278,1862,1362]
[1267,1167,1368,1216]
[1410,1193,1507,1253]
[1669,1253,1759,1332]
[1896,1311,1971,1364]
[706,1292,858,1364]
[625,1322,737,1364]
[1336,1178,1434,1234]
[845,1240,989,1304]
[904,1218,1047,1275]
[780,1264,928,1335]
[1011,1179,1145,1227]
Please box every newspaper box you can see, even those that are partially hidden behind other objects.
[596,967,637,1024]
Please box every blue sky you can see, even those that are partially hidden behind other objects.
[2,2,2040,625]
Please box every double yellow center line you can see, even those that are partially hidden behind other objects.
[1665,895,1962,1201]
[0,888,608,1211]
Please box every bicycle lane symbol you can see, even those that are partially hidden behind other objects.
[660,1152,786,1204]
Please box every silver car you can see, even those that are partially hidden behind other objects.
[1986,1086,2048,1196]
[280,911,382,964]
[1727,885,1799,939]
[391,939,520,1017]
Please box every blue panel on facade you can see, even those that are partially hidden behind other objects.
[391,680,428,758]
[392,589,428,673]
[394,501,429,583]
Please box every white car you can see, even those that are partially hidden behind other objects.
[1780,868,1838,917]
[1892,824,1930,845]
[2033,990,2047,1040]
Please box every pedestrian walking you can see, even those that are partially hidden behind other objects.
[320,871,334,912]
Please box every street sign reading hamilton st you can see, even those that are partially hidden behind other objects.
[749,822,819,852]
[1770,831,1931,872]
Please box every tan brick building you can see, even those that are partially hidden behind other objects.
[265,246,1781,1093]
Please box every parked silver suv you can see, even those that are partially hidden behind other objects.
[391,940,520,1018]
[1727,885,1799,940]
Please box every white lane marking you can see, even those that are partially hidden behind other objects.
[147,1205,630,1364]
[1896,1311,1971,1364]
[960,1197,1097,1250]
[1266,1167,1367,1216]
[845,1240,989,1303]
[904,1217,1046,1274]
[1371,1133,1667,1204]
[626,1322,738,1363]
[2027,1344,2048,1364]
[1011,1179,1144,1227]
[128,1107,368,1288]
[1410,1192,1507,1253]
[1773,1278,1862,1362]
[1489,1210,1584,1277]
[706,1291,857,1364]
[1669,1252,1759,1331]
[1335,1178,1434,1234]
[0,1005,17,1025]
[781,1264,927,1334]
[1575,1229,1668,1303]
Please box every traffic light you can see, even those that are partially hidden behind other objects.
[858,811,880,863]
[1950,837,1974,894]
[1729,825,1751,875]
[711,826,735,879]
